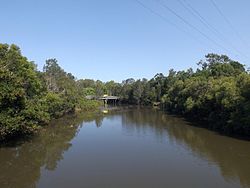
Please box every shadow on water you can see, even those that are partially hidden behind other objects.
[118,108,250,188]
[0,112,105,188]
[0,107,250,188]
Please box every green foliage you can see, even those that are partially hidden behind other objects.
[161,54,250,136]
[81,87,96,96]
[0,44,100,141]
[0,44,44,140]
[77,98,101,111]
[93,53,250,137]
[1,43,249,140]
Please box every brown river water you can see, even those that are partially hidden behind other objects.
[0,107,250,188]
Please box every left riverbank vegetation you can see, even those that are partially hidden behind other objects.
[0,44,100,141]
[1,43,250,141]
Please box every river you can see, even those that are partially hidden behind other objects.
[0,107,250,188]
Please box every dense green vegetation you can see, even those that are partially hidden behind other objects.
[0,44,100,141]
[80,54,250,136]
[111,54,249,136]
[1,43,250,140]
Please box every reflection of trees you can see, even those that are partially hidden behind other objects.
[95,117,103,128]
[0,113,101,188]
[164,122,250,188]
[120,108,250,188]
[1,108,249,187]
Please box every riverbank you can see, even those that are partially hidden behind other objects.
[0,43,104,142]
[0,101,101,144]
[1,44,249,142]
[163,108,250,141]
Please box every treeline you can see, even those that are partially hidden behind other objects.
[81,54,250,136]
[0,44,99,141]
[1,43,250,140]
[161,55,250,136]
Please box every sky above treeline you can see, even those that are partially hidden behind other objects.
[1,0,250,82]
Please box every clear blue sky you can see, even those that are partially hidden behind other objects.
[1,0,250,82]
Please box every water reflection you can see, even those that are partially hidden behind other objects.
[0,113,102,188]
[118,108,250,188]
[0,107,250,188]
